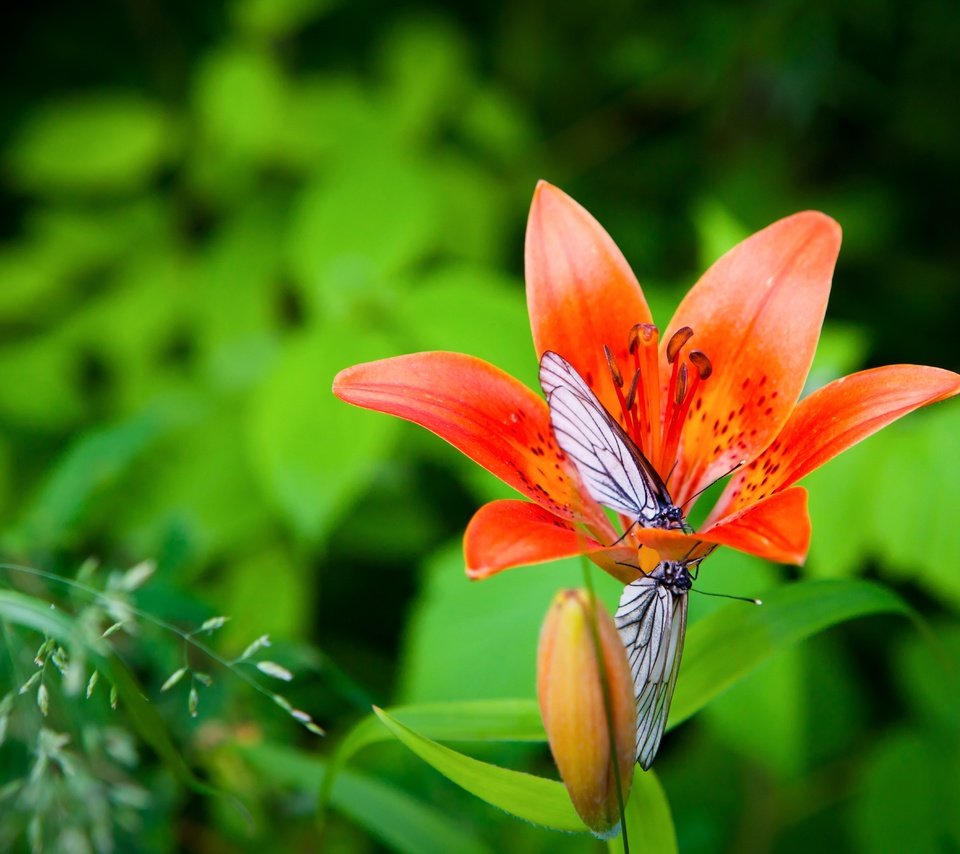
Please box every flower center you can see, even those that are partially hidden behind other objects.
[605,323,712,482]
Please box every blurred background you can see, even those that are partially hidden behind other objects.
[1,0,959,851]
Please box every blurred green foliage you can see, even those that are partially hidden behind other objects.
[1,0,959,851]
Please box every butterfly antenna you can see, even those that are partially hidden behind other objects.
[664,458,680,488]
[691,588,763,606]
[680,460,747,510]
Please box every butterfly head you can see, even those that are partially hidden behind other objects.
[656,560,694,594]
[659,504,686,531]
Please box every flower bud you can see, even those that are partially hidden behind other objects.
[537,589,636,835]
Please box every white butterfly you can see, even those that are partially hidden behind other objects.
[538,351,685,531]
[539,350,693,768]
[614,559,694,769]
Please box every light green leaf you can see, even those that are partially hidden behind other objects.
[372,706,586,831]
[398,543,619,702]
[703,646,806,777]
[9,400,193,550]
[669,579,915,729]
[232,0,339,38]
[378,18,471,143]
[286,154,437,314]
[851,730,944,854]
[247,325,395,541]
[7,95,175,193]
[609,770,676,854]
[240,741,493,854]
[194,45,287,162]
[399,265,536,390]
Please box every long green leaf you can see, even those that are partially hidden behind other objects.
[372,706,586,831]
[321,699,546,809]
[608,770,677,854]
[668,578,915,728]
[240,743,493,854]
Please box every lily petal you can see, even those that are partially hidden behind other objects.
[711,364,960,521]
[525,181,654,416]
[666,212,842,505]
[333,352,597,521]
[699,487,811,565]
[464,500,607,579]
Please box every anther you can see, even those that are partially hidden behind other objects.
[625,369,640,412]
[604,345,624,388]
[666,326,694,364]
[674,363,688,406]
[689,350,712,379]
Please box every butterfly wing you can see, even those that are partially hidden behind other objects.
[615,573,689,769]
[539,351,673,523]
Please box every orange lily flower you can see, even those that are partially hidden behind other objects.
[333,182,960,584]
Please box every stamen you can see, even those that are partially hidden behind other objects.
[674,363,688,406]
[689,350,712,379]
[604,344,635,433]
[666,326,694,364]
[660,350,711,492]
[634,324,660,465]
[625,368,644,449]
[624,369,641,413]
[604,345,624,388]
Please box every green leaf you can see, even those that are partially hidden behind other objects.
[286,153,437,315]
[239,742,493,854]
[851,730,945,854]
[7,94,175,193]
[233,0,339,38]
[703,646,806,777]
[398,543,619,702]
[399,266,536,391]
[193,45,287,163]
[341,699,546,758]
[669,579,916,729]
[372,706,586,832]
[9,400,192,551]
[247,325,396,541]
[609,770,677,854]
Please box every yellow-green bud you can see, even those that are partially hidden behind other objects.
[537,589,636,835]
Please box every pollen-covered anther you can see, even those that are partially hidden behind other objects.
[624,369,640,413]
[674,363,688,406]
[603,344,635,433]
[666,326,694,364]
[660,334,714,487]
[689,350,712,380]
[604,345,624,389]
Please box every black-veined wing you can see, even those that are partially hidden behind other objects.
[539,350,676,526]
[614,567,689,769]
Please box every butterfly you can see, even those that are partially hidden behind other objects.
[613,558,695,768]
[538,350,685,532]
[539,350,694,768]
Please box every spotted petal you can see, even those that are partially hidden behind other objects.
[525,181,654,419]
[333,352,602,523]
[710,364,960,521]
[699,487,811,565]
[665,212,842,506]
